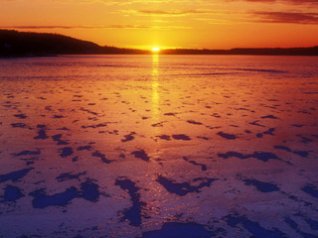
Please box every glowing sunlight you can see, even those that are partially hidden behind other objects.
[151,47,161,54]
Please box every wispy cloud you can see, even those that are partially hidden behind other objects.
[0,25,149,29]
[253,11,318,24]
[235,0,318,4]
[0,24,191,30]
[136,9,213,16]
[2,0,318,27]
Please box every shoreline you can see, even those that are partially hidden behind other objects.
[2,53,318,58]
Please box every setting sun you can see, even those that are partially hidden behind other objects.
[151,47,161,53]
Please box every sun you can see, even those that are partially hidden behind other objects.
[151,46,161,53]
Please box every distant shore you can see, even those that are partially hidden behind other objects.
[1,29,318,57]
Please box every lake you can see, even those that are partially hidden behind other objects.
[0,55,318,237]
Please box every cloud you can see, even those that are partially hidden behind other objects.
[232,0,318,4]
[253,11,318,24]
[2,0,318,26]
[285,0,317,3]
[0,24,190,30]
[136,9,212,16]
[0,25,149,29]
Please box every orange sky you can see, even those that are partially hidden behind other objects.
[1,0,318,49]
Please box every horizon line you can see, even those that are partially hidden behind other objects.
[1,28,317,52]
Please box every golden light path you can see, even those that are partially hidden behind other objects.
[151,53,160,122]
[150,53,162,159]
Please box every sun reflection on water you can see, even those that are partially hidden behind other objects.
[150,53,163,160]
[151,54,160,121]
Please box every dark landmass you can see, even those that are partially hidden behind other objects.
[163,47,318,56]
[1,29,318,57]
[0,29,146,57]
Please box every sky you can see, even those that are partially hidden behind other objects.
[1,0,318,49]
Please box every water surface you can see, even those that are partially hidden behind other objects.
[0,55,318,237]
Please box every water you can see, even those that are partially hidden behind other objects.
[0,55,318,237]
